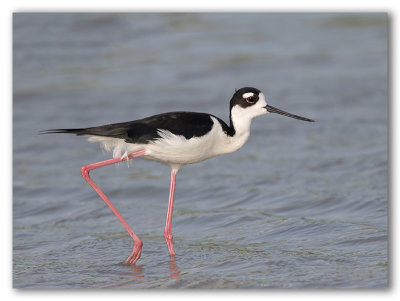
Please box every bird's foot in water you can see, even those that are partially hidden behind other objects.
[123,240,143,265]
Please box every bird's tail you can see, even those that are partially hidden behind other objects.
[39,128,88,136]
[40,122,133,138]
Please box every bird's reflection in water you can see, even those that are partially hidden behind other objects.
[169,256,180,278]
[125,258,179,279]
[127,263,144,278]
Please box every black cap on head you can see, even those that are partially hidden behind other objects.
[230,87,262,110]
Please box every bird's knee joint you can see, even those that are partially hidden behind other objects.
[135,240,143,248]
[81,166,90,178]
[164,233,173,241]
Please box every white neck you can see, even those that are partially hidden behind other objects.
[213,93,268,157]
[230,92,267,137]
[231,107,253,138]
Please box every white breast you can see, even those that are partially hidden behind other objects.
[145,117,234,168]
[87,116,251,170]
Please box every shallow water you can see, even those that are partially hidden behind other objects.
[13,13,388,288]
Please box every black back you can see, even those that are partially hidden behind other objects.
[44,111,234,143]
[43,88,268,141]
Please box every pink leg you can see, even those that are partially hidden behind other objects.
[80,149,146,265]
[164,168,178,257]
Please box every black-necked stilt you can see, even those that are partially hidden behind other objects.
[44,87,314,265]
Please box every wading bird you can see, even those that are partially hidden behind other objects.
[44,87,314,265]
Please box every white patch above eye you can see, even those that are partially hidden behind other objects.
[242,92,254,98]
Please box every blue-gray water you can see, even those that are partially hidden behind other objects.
[13,13,388,288]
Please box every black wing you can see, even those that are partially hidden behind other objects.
[43,112,231,144]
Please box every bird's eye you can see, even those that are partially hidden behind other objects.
[246,96,256,103]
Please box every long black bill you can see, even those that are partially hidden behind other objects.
[265,105,314,122]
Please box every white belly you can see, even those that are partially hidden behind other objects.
[87,117,250,170]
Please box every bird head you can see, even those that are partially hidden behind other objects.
[229,87,314,125]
